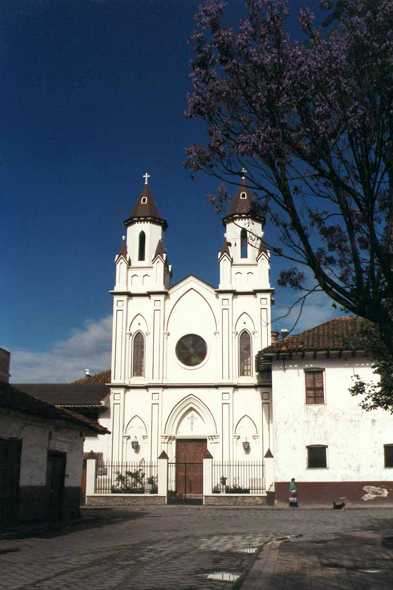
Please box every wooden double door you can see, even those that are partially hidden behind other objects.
[173,439,207,503]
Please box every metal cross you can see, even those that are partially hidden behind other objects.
[240,167,247,178]
[187,413,197,432]
[122,235,126,241]
[143,172,150,185]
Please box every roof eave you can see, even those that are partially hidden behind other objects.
[123,215,168,231]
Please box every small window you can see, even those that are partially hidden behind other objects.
[138,231,146,261]
[239,331,251,376]
[240,228,248,259]
[141,197,147,204]
[307,446,327,469]
[384,445,393,468]
[133,332,145,377]
[240,191,247,199]
[305,370,324,404]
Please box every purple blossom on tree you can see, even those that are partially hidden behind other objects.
[185,0,393,409]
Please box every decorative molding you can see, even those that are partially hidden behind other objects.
[208,435,220,443]
[161,435,175,443]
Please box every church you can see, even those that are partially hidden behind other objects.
[103,173,274,481]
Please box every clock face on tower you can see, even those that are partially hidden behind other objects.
[175,334,207,367]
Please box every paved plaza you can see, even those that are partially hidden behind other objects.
[1,506,393,589]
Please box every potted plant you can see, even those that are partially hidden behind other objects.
[146,475,158,494]
[220,476,227,493]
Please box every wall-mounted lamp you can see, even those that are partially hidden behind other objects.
[242,438,251,453]
[131,437,139,450]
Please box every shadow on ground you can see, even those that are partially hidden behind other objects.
[0,508,146,541]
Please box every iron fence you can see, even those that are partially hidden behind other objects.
[212,461,265,494]
[95,461,158,494]
[167,462,203,503]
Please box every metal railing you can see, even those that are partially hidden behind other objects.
[95,461,158,494]
[212,461,265,494]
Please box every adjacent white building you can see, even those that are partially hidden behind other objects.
[258,316,393,506]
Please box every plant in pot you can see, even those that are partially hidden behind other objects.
[220,476,227,493]
[146,475,158,494]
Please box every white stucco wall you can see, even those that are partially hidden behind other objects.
[0,412,85,488]
[272,356,393,483]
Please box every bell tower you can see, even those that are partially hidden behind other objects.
[218,176,270,291]
[114,174,171,293]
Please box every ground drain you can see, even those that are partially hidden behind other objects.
[206,572,241,582]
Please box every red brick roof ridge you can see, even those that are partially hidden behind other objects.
[72,369,111,384]
[261,316,362,355]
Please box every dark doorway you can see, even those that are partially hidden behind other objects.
[168,439,207,504]
[0,438,22,523]
[47,451,66,520]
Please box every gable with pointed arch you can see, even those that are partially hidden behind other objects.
[235,311,255,333]
[166,287,217,332]
[129,313,148,334]
[164,394,217,437]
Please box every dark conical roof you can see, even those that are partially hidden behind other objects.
[223,178,265,225]
[257,237,267,257]
[124,184,168,230]
[153,239,164,260]
[219,237,232,260]
[117,238,127,259]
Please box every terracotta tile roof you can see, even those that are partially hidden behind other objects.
[72,369,111,384]
[258,316,362,364]
[14,383,109,407]
[124,185,168,230]
[223,179,265,225]
[0,381,108,434]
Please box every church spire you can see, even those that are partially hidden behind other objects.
[218,177,269,291]
[223,177,264,226]
[124,178,168,230]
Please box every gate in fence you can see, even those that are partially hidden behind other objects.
[168,462,203,504]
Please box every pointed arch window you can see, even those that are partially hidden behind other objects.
[239,331,252,376]
[133,332,145,377]
[138,231,146,261]
[241,229,248,259]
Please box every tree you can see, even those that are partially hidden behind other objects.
[185,0,393,409]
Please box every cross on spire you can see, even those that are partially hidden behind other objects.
[240,167,247,179]
[143,172,150,185]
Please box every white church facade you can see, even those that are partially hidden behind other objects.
[105,176,274,481]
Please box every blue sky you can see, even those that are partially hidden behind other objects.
[1,0,342,382]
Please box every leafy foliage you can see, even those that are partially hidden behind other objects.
[185,0,393,408]
[350,315,393,413]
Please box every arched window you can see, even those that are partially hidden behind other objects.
[133,332,145,377]
[138,231,146,261]
[239,331,251,376]
[241,228,248,259]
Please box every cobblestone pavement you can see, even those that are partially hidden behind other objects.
[243,531,393,590]
[1,507,393,589]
